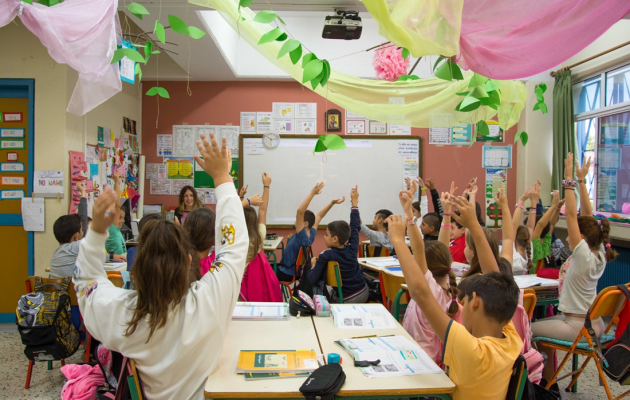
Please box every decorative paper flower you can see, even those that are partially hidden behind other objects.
[373,45,409,82]
[622,202,630,215]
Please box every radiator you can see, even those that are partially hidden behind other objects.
[597,245,630,292]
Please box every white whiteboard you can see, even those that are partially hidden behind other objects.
[241,136,422,226]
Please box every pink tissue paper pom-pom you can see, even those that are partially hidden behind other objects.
[622,203,630,215]
[373,46,410,82]
[560,204,566,215]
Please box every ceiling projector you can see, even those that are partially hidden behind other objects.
[322,10,362,40]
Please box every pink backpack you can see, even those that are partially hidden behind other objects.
[513,294,544,384]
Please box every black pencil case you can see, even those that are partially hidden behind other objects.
[299,363,345,400]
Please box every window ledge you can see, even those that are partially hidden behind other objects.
[556,215,630,241]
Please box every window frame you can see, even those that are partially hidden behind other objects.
[573,61,630,216]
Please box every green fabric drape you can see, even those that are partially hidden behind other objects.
[551,70,575,191]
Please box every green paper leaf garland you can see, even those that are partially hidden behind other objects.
[110,49,126,64]
[187,26,207,39]
[253,10,277,24]
[277,15,286,25]
[124,48,146,64]
[135,63,142,82]
[303,59,323,83]
[278,39,301,59]
[154,20,166,44]
[320,60,331,87]
[22,0,33,4]
[434,60,463,81]
[402,48,410,60]
[146,87,170,98]
[514,131,529,146]
[533,83,548,114]
[313,134,346,154]
[289,44,302,65]
[127,3,149,19]
[168,14,188,35]
[146,87,159,96]
[258,27,284,45]
[396,75,420,81]
[144,41,153,63]
[275,32,288,41]
[302,53,317,68]
[239,0,252,7]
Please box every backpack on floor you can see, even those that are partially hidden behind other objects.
[602,284,630,385]
[88,338,143,400]
[16,276,80,361]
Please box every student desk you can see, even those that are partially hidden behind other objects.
[204,317,320,399]
[263,236,284,273]
[360,237,411,247]
[125,240,138,248]
[312,307,455,399]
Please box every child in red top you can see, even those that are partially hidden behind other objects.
[449,216,467,263]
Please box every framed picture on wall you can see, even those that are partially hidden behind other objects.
[325,109,342,132]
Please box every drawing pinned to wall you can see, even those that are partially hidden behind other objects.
[147,163,168,179]
[346,120,366,134]
[369,121,387,134]
[296,119,317,134]
[69,151,87,214]
[389,124,411,135]
[450,124,473,145]
[157,134,173,156]
[34,171,64,194]
[172,125,196,156]
[482,146,512,168]
[172,179,194,194]
[103,127,112,148]
[273,119,293,134]
[150,179,172,195]
[485,168,507,228]
[296,103,317,119]
[272,103,294,119]
[241,112,257,133]
[257,112,273,134]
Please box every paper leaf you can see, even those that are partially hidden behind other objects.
[289,44,302,65]
[239,0,252,7]
[533,103,540,111]
[168,14,188,35]
[435,61,463,81]
[539,103,548,114]
[470,86,489,99]
[22,0,33,4]
[258,27,284,45]
[278,39,300,59]
[127,3,149,19]
[461,94,481,109]
[275,32,288,41]
[477,120,489,136]
[154,21,166,44]
[151,50,161,54]
[320,60,331,87]
[451,62,464,80]
[277,15,286,25]
[313,138,326,155]
[433,56,445,72]
[110,49,126,64]
[253,10,277,24]
[409,75,420,80]
[302,53,317,68]
[135,63,142,81]
[396,75,409,82]
[157,87,170,99]
[484,79,501,93]
[468,73,488,88]
[455,98,481,112]
[311,70,324,89]
[124,48,146,64]
[515,131,529,146]
[146,87,159,96]
[322,134,347,150]
[402,48,410,60]
[303,59,323,83]
[187,26,207,39]
[144,41,152,63]
[455,90,470,96]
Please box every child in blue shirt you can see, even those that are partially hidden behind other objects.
[309,185,368,303]
[276,182,345,282]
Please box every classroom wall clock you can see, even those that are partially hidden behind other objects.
[262,132,280,149]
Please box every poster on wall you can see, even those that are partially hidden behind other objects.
[369,121,387,134]
[147,163,167,180]
[272,103,294,118]
[163,157,194,180]
[389,124,412,135]
[157,134,173,156]
[97,127,104,146]
[240,112,257,133]
[34,171,64,194]
[257,112,273,133]
[296,103,317,119]
[172,126,197,156]
[346,120,366,134]
[476,120,504,142]
[485,168,507,229]
[69,151,87,214]
[118,40,136,84]
[295,119,317,134]
[150,179,172,195]
[172,179,194,194]
[451,124,473,145]
[597,169,617,211]
[482,146,512,169]
[273,119,293,134]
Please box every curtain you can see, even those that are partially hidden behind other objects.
[551,70,575,191]
[190,0,526,129]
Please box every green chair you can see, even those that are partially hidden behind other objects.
[326,261,344,303]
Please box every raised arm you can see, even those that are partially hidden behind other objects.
[437,181,459,247]
[513,187,532,238]
[418,177,429,217]
[258,173,271,226]
[314,196,345,231]
[295,182,324,233]
[427,178,443,216]
[576,156,592,217]
[77,181,88,236]
[564,153,582,250]
[526,181,541,237]
[451,196,500,273]
[532,191,559,240]
[496,183,513,265]
[388,214,451,341]
[348,185,360,254]
[400,185,427,273]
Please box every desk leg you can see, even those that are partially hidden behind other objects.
[393,288,407,322]
[264,250,278,274]
[279,241,285,258]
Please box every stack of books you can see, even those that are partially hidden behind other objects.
[236,350,319,381]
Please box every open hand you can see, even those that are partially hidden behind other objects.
[564,152,574,181]
[440,191,452,214]
[311,182,325,196]
[385,215,406,243]
[576,156,591,181]
[76,181,86,196]
[426,178,436,190]
[551,190,559,206]
[399,190,415,219]
[519,188,533,204]
[249,194,263,206]
[417,177,426,189]
[91,189,119,234]
[194,133,231,186]
[494,183,508,208]
[113,254,127,262]
[332,196,346,205]
[450,196,478,228]
[239,185,248,198]
[350,185,359,206]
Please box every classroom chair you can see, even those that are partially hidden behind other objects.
[360,245,389,258]
[506,354,529,400]
[523,289,537,320]
[533,284,629,399]
[380,272,410,321]
[278,246,311,301]
[326,262,344,303]
[108,274,125,288]
[23,277,73,389]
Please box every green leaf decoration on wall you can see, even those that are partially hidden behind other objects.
[303,59,323,83]
[127,3,149,19]
[401,48,410,60]
[146,87,170,98]
[187,26,207,39]
[154,20,166,44]
[258,27,284,45]
[135,63,142,81]
[477,120,489,137]
[533,83,548,114]
[434,60,463,81]
[302,53,317,68]
[313,134,346,155]
[289,44,302,65]
[253,10,277,24]
[278,39,301,59]
[320,60,331,87]
[110,49,126,64]
[168,15,188,35]
[514,131,529,146]
[144,41,153,63]
[110,48,147,65]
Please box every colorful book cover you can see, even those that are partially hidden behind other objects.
[236,350,318,373]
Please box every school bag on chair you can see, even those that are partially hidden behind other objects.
[16,276,80,361]
[602,284,630,385]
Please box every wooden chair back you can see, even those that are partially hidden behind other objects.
[523,289,537,320]
[107,274,125,288]
[361,245,389,258]
[381,272,408,305]
[589,284,630,321]
[326,262,344,303]
[26,276,78,307]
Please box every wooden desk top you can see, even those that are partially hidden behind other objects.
[263,236,283,250]
[312,306,455,397]
[204,317,320,399]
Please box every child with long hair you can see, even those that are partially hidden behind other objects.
[174,185,204,224]
[183,207,216,277]
[532,154,618,390]
[73,134,248,400]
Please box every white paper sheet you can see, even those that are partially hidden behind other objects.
[389,124,412,135]
[172,126,197,156]
[33,171,64,194]
[272,102,295,118]
[157,134,173,156]
[21,198,44,231]
[150,179,172,195]
[332,304,397,330]
[295,119,317,134]
[232,302,290,320]
[244,139,266,155]
[241,112,257,133]
[295,103,317,119]
[273,119,294,133]
[172,179,194,193]
[146,164,167,180]
[257,112,273,133]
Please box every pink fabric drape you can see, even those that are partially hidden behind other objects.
[0,0,122,115]
[459,0,630,79]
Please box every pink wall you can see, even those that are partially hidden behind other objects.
[142,81,518,256]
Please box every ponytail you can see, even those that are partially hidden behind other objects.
[446,270,460,318]
[524,238,534,273]
[601,219,618,262]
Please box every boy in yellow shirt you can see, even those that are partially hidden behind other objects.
[389,192,522,400]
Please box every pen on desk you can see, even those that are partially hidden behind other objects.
[350,335,376,339]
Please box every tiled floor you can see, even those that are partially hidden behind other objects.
[0,323,625,399]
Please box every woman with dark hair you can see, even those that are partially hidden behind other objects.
[174,185,204,224]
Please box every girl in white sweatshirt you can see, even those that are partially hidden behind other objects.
[73,134,246,400]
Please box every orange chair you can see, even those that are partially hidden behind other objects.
[360,245,389,258]
[534,284,630,399]
[380,271,409,320]
[523,289,537,320]
[278,247,311,301]
[23,277,73,389]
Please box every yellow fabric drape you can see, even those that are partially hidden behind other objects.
[362,0,462,58]
[190,0,526,129]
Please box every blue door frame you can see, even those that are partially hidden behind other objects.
[0,79,34,323]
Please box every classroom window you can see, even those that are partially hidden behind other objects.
[574,63,630,216]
